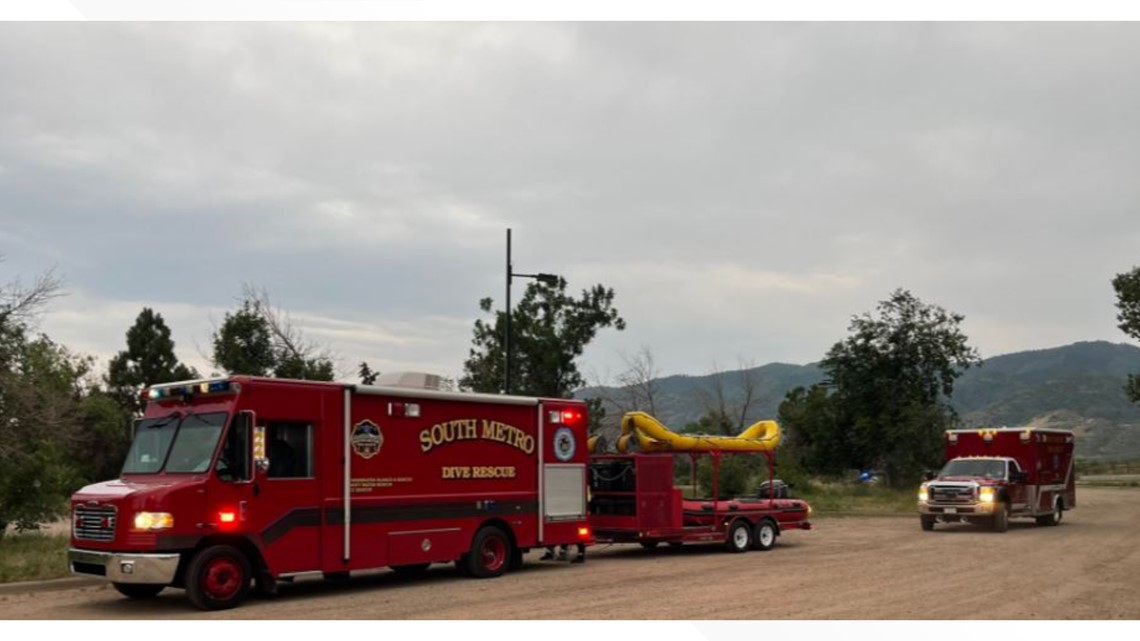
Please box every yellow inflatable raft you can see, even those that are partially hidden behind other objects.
[608,411,781,453]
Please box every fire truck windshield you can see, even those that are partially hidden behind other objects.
[940,459,1006,480]
[122,412,229,474]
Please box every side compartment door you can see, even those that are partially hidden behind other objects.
[539,402,589,545]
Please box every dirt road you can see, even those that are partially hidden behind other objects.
[2,486,1138,620]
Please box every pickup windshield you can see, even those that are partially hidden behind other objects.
[122,412,229,474]
[940,459,1006,480]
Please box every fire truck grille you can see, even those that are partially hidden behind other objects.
[928,485,975,504]
[73,506,117,542]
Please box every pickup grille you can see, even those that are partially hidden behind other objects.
[74,505,117,542]
[928,485,975,504]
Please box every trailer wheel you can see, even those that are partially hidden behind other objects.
[752,519,778,551]
[185,545,252,611]
[113,583,164,599]
[992,502,1009,533]
[725,520,752,553]
[920,516,936,531]
[465,526,512,579]
[1037,497,1063,526]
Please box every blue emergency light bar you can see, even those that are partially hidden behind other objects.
[143,379,240,401]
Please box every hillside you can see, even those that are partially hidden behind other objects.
[578,341,1140,459]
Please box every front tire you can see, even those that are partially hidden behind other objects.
[186,545,252,611]
[464,526,512,579]
[752,519,778,551]
[992,502,1009,533]
[920,516,936,531]
[113,583,164,599]
[725,520,752,553]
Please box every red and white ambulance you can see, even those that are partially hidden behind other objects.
[918,427,1076,532]
[68,376,593,609]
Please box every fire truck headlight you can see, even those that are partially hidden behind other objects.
[978,487,996,503]
[918,487,929,502]
[133,512,174,531]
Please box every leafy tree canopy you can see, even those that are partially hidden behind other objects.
[211,286,335,382]
[1112,266,1140,402]
[106,307,198,414]
[780,289,981,486]
[461,278,625,398]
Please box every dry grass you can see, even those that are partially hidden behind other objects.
[0,530,71,583]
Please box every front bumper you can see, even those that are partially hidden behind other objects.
[918,502,994,516]
[69,548,180,584]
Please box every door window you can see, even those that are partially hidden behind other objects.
[266,422,314,479]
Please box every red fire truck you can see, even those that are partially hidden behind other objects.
[588,412,813,552]
[68,376,593,610]
[917,427,1076,532]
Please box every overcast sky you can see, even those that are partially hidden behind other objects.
[3,22,1140,385]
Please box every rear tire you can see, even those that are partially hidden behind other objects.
[1037,497,1063,526]
[185,545,252,611]
[920,516,936,531]
[752,519,778,551]
[112,583,164,599]
[464,526,512,579]
[992,502,1009,533]
[725,520,751,553]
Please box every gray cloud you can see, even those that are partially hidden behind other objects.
[2,23,1139,383]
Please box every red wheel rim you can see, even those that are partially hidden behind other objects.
[480,534,506,572]
[203,557,242,601]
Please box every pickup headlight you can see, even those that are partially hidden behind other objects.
[978,487,996,503]
[918,487,929,502]
[133,512,174,531]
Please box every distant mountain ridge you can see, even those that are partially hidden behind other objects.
[578,341,1140,459]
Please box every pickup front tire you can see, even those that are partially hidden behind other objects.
[920,516,936,531]
[992,502,1009,533]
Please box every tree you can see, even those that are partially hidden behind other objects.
[780,289,981,487]
[212,299,275,376]
[106,308,198,414]
[778,384,848,475]
[211,285,335,381]
[616,346,662,416]
[0,331,88,532]
[359,362,379,385]
[461,278,625,398]
[695,358,763,435]
[1112,266,1140,403]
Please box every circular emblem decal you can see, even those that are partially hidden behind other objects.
[351,420,384,459]
[553,427,576,462]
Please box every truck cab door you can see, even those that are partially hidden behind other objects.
[249,420,323,575]
[1007,460,1031,514]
